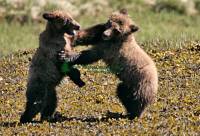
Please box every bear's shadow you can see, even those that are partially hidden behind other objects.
[0,112,128,127]
[52,111,128,123]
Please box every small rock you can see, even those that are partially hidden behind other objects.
[0,76,3,81]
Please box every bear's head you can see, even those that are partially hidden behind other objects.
[43,10,80,35]
[102,9,139,41]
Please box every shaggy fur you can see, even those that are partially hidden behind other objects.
[64,9,158,119]
[20,11,84,123]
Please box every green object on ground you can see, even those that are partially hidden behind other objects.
[61,62,71,74]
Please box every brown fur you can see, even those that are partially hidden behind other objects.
[72,9,158,119]
[20,11,81,123]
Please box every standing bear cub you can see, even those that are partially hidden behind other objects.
[61,9,158,119]
[20,10,85,123]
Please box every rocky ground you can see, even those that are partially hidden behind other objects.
[0,41,199,135]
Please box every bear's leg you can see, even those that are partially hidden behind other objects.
[117,82,145,119]
[20,87,43,123]
[20,101,42,123]
[40,87,57,121]
[68,67,85,87]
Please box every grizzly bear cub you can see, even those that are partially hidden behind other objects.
[60,9,158,119]
[20,11,85,123]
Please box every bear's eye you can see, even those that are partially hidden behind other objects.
[63,19,69,25]
[117,20,123,25]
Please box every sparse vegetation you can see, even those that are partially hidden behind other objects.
[0,0,199,135]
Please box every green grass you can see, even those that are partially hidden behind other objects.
[0,22,41,57]
[134,11,200,42]
[0,8,200,56]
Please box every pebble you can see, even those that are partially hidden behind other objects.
[0,76,3,81]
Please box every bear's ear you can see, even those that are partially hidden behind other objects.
[119,8,128,15]
[43,13,56,21]
[130,25,139,32]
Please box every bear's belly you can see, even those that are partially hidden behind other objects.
[118,67,140,86]
[103,53,140,86]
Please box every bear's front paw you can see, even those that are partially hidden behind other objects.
[67,53,80,62]
[20,114,32,123]
[58,50,67,62]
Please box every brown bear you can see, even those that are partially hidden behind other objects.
[20,10,85,123]
[60,9,158,119]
